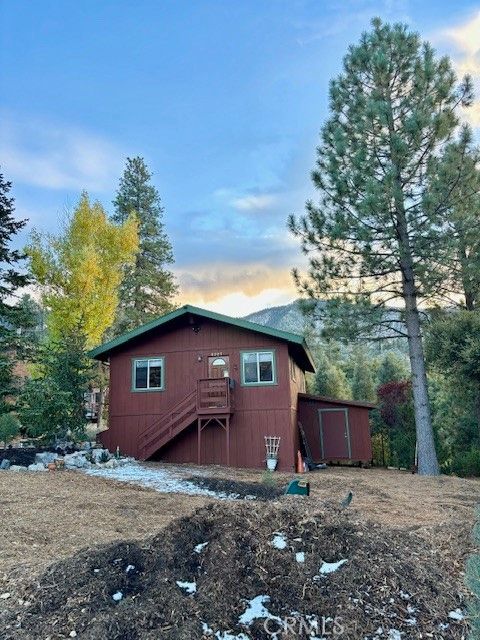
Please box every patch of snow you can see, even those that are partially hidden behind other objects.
[238,594,282,626]
[201,622,214,636]
[125,564,135,573]
[195,542,209,554]
[271,533,287,550]
[93,568,100,573]
[399,591,410,600]
[319,559,348,575]
[295,552,305,563]
[176,580,197,594]
[69,631,77,638]
[448,609,465,621]
[0,593,11,599]
[405,617,416,626]
[84,463,238,499]
[387,630,402,640]
[438,622,450,631]
[112,591,123,602]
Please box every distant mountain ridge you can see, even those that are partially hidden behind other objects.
[243,300,309,334]
[243,299,409,355]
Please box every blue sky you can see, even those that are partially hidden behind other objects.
[1,1,479,315]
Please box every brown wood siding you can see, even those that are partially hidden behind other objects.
[101,317,298,470]
[298,397,372,463]
[288,353,306,463]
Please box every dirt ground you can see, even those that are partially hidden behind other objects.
[0,469,211,596]
[0,464,478,601]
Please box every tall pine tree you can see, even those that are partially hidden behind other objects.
[112,157,178,334]
[289,19,474,475]
[426,125,480,311]
[0,170,29,412]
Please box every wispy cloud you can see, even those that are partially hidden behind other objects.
[231,194,277,211]
[176,262,298,301]
[436,11,480,127]
[213,187,279,214]
[175,262,301,315]
[0,113,124,191]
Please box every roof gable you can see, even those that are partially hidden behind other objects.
[88,304,315,372]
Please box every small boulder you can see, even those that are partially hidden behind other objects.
[104,458,118,469]
[9,465,27,472]
[64,452,91,469]
[35,452,57,465]
[0,459,11,470]
[28,463,48,472]
[90,449,110,463]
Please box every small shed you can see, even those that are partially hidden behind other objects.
[298,393,374,465]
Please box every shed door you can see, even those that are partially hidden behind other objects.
[318,409,351,459]
[208,356,230,379]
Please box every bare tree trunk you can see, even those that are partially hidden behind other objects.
[403,289,440,475]
[396,216,440,475]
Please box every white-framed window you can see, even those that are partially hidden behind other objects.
[132,357,165,391]
[241,350,276,386]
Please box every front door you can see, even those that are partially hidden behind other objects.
[208,356,230,379]
[318,408,351,459]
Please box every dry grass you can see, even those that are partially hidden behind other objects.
[0,470,211,595]
[160,461,479,528]
[0,464,477,600]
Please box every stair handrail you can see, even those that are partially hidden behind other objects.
[138,389,196,442]
[141,397,197,451]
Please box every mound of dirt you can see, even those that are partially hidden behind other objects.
[2,501,468,639]
[186,475,285,500]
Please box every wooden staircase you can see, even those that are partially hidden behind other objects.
[139,390,197,460]
[138,378,233,461]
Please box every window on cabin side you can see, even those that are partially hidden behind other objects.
[241,351,275,385]
[133,358,164,391]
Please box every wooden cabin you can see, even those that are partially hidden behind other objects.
[89,305,373,471]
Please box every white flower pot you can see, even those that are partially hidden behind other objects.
[266,458,278,471]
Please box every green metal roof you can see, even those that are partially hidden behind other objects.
[88,304,315,372]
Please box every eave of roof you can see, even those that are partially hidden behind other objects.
[298,392,376,409]
[88,304,315,372]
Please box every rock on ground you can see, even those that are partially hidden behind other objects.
[90,449,110,463]
[63,453,92,470]
[35,452,57,465]
[27,463,48,472]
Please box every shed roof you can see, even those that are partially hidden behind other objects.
[298,392,376,409]
[89,304,315,372]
